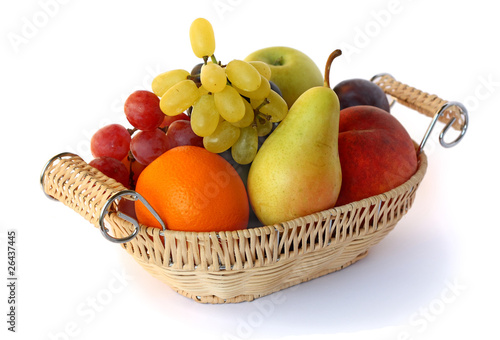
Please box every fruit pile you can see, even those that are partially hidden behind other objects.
[88,18,418,233]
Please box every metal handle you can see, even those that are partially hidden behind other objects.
[418,101,468,154]
[371,73,469,154]
[40,152,165,244]
[99,190,166,244]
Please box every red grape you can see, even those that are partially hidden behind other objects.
[90,124,131,160]
[130,129,169,165]
[89,156,130,187]
[121,155,147,188]
[160,112,190,128]
[118,198,137,220]
[124,90,165,131]
[165,120,203,149]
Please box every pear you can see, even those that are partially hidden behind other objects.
[247,51,343,226]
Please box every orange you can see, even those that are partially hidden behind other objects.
[135,146,249,232]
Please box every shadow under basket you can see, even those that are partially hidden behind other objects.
[40,74,467,303]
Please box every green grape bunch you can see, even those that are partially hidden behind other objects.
[151,17,288,165]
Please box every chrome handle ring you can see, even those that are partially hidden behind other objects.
[99,190,166,244]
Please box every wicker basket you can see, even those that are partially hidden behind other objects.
[40,74,467,303]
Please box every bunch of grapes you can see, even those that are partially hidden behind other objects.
[152,18,288,165]
[89,90,201,189]
[87,17,288,188]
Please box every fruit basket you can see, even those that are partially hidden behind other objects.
[40,74,468,303]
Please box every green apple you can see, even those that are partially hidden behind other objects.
[244,46,324,108]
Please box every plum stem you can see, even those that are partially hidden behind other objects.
[324,49,342,88]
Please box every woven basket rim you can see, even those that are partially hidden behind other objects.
[127,148,428,240]
[40,70,457,302]
[41,144,428,303]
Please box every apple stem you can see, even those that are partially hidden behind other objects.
[273,56,284,66]
[324,49,342,88]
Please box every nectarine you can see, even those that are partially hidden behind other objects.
[335,105,418,206]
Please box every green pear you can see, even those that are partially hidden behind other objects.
[247,79,342,226]
[244,46,324,108]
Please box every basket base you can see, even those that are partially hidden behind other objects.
[174,250,369,304]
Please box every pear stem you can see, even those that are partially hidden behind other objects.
[324,49,342,88]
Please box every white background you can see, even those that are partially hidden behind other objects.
[1,0,498,339]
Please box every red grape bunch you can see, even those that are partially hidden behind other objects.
[89,90,202,188]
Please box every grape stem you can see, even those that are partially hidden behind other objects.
[254,98,270,112]
[127,151,136,189]
[324,49,342,88]
[127,127,138,136]
[256,112,272,121]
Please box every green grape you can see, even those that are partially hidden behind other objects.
[225,59,261,92]
[247,61,272,80]
[231,99,255,128]
[189,18,215,58]
[231,125,258,165]
[203,120,241,153]
[190,94,219,137]
[213,86,245,122]
[198,86,210,97]
[152,69,190,97]
[200,62,227,93]
[255,115,273,136]
[160,79,200,116]
[234,74,270,100]
[251,90,288,122]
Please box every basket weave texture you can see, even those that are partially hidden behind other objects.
[41,74,467,303]
[373,74,465,130]
[42,149,427,303]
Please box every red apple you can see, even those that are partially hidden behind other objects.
[335,105,418,206]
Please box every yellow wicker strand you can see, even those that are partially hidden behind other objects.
[374,74,464,130]
[41,97,430,303]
